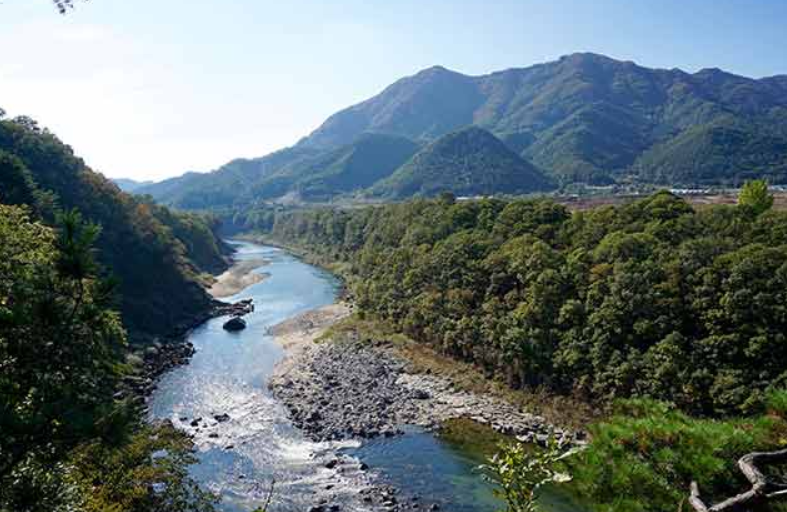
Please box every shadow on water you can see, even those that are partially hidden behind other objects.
[148,241,588,512]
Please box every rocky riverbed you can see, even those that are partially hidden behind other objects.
[269,308,584,448]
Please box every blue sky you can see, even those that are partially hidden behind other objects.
[1,0,786,180]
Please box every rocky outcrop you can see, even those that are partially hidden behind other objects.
[215,298,254,317]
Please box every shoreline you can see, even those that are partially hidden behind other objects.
[208,257,270,298]
[128,249,262,408]
[269,304,582,447]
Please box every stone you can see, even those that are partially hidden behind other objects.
[411,389,430,400]
[223,316,247,331]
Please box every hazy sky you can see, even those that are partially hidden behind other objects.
[2,0,786,181]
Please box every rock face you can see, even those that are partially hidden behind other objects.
[223,316,247,331]
[269,334,583,446]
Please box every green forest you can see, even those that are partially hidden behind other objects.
[0,113,229,511]
[0,113,230,343]
[0,204,217,512]
[230,186,787,510]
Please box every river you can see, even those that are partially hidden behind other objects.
[148,241,584,512]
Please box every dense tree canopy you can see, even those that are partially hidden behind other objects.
[0,114,228,343]
[0,204,215,512]
[236,189,787,416]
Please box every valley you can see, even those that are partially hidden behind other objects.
[146,241,585,511]
[4,10,787,508]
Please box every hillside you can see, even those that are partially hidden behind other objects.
[136,147,320,209]
[112,178,154,192]
[301,53,787,186]
[140,134,420,208]
[368,127,554,198]
[0,115,227,342]
[246,133,421,202]
[138,53,787,209]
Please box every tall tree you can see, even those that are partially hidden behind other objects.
[738,179,774,215]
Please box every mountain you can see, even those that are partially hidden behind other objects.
[136,148,321,209]
[244,133,421,202]
[368,127,554,199]
[0,115,228,343]
[112,177,154,192]
[300,66,483,150]
[139,134,420,208]
[140,53,787,209]
[300,53,787,186]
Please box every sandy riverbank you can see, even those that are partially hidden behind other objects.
[209,258,270,298]
[269,304,582,446]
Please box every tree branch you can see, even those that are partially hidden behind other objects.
[689,448,787,512]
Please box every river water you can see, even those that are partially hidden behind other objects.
[148,241,583,512]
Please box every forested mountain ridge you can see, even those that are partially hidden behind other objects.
[301,53,787,185]
[137,147,322,209]
[138,134,422,208]
[138,53,787,210]
[367,126,554,198]
[0,113,229,342]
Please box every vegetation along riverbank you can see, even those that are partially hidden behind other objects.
[0,113,247,512]
[228,181,787,511]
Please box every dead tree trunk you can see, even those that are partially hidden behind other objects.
[689,448,787,511]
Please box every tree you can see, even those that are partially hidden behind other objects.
[738,179,774,216]
[482,437,573,512]
[52,0,86,14]
[0,204,124,509]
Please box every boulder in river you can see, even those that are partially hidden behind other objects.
[223,316,247,331]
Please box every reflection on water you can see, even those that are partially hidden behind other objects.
[148,241,585,512]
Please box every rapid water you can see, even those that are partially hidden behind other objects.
[148,241,584,512]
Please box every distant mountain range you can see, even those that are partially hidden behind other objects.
[112,177,154,192]
[139,53,787,209]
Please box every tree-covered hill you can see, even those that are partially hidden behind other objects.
[139,134,420,208]
[138,54,787,209]
[0,114,228,343]
[245,133,421,202]
[300,53,787,186]
[630,120,787,185]
[136,147,321,210]
[111,178,154,192]
[367,127,554,198]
